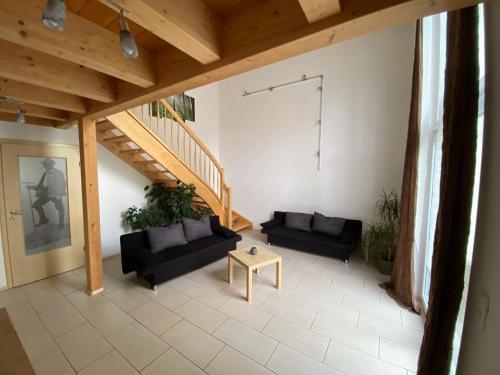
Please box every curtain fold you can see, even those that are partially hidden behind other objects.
[418,6,479,374]
[382,20,422,312]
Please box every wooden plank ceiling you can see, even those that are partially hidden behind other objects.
[0,0,484,127]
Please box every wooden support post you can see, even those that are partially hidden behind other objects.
[78,117,104,295]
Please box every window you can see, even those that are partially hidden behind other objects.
[414,12,447,311]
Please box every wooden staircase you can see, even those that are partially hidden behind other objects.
[96,99,251,231]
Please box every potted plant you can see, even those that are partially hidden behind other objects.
[124,182,211,231]
[362,191,400,275]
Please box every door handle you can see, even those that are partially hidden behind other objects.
[10,210,24,215]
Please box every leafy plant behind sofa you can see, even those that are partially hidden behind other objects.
[362,190,401,263]
[124,183,211,231]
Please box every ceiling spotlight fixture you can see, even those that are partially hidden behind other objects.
[16,107,26,125]
[0,96,26,124]
[119,9,139,59]
[42,0,66,31]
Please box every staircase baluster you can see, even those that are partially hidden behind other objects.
[189,137,192,170]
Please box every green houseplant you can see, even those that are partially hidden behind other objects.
[124,182,211,231]
[362,190,401,275]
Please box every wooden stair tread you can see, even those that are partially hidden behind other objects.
[103,135,130,143]
[96,122,116,131]
[232,216,252,231]
[134,159,157,165]
[119,148,143,154]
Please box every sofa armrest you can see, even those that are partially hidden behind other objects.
[260,219,280,230]
[213,225,238,238]
[340,220,362,244]
[120,231,152,262]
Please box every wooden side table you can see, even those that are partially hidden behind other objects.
[227,245,282,303]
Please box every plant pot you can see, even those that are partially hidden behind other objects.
[376,258,394,275]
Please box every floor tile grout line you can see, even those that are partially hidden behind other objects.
[323,338,332,363]
[82,301,170,374]
[65,279,162,373]
[259,323,330,365]
[263,341,280,369]
[202,343,227,370]
[214,329,280,371]
[160,347,208,374]
[17,282,81,373]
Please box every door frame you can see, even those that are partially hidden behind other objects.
[0,138,82,288]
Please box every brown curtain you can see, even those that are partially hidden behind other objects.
[418,6,479,375]
[382,20,422,311]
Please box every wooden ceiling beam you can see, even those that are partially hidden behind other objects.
[297,0,342,22]
[0,78,88,114]
[0,40,115,103]
[98,0,222,64]
[0,0,156,88]
[0,102,70,121]
[0,112,58,127]
[80,0,483,121]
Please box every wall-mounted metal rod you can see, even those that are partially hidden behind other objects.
[317,75,324,171]
[242,74,325,171]
[242,74,323,97]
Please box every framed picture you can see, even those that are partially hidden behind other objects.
[167,93,195,122]
[151,92,195,122]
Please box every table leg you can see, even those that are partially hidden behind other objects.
[228,256,233,284]
[246,268,253,303]
[276,260,282,289]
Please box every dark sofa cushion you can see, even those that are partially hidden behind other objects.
[285,212,313,231]
[147,224,187,253]
[266,226,340,248]
[312,212,345,236]
[183,216,213,241]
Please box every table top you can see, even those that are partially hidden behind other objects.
[228,245,281,268]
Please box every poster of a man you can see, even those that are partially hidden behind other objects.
[19,156,71,255]
[28,158,67,229]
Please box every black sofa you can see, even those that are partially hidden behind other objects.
[260,211,362,262]
[120,216,241,288]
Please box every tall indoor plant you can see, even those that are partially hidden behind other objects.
[362,190,401,274]
[124,182,211,231]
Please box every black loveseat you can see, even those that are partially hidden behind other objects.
[120,216,241,288]
[260,211,362,262]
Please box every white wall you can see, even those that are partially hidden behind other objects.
[186,82,220,160]
[219,23,415,225]
[457,2,500,373]
[0,122,149,288]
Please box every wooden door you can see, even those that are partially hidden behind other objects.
[1,141,84,286]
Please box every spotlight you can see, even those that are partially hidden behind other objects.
[42,0,66,31]
[16,107,26,125]
[119,9,139,59]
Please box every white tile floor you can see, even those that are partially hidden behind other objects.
[1,230,425,375]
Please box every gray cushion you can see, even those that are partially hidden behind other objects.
[147,223,187,253]
[285,212,313,231]
[312,212,345,236]
[183,215,213,242]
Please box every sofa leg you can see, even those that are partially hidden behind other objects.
[267,242,271,247]
[344,259,349,270]
[152,285,158,292]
